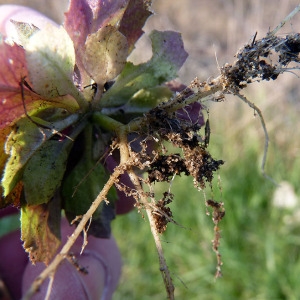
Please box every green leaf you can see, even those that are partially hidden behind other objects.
[100,62,157,108]
[63,158,108,213]
[2,111,79,197]
[62,126,117,237]
[103,86,173,123]
[21,195,61,264]
[124,86,173,113]
[100,30,188,108]
[83,25,128,86]
[23,139,71,205]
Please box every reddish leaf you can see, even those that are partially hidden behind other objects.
[64,0,93,84]
[0,39,80,133]
[0,41,38,129]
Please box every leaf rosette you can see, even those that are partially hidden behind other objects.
[0,0,193,264]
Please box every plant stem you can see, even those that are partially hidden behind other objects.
[268,4,300,36]
[92,112,124,131]
[128,168,175,299]
[70,85,89,112]
[160,77,223,113]
[117,127,175,299]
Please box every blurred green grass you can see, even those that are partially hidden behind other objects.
[112,95,300,299]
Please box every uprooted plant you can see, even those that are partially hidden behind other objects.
[1,0,300,299]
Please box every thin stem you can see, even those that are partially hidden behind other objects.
[44,275,54,300]
[268,4,300,36]
[118,126,131,165]
[70,85,89,112]
[92,112,124,131]
[160,77,223,113]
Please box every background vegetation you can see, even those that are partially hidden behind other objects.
[1,0,300,299]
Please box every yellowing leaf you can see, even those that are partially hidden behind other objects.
[2,118,52,196]
[83,25,128,86]
[2,112,79,196]
[21,197,61,265]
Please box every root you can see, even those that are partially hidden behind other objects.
[233,92,277,184]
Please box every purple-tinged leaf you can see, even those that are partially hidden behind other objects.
[150,30,188,74]
[119,0,153,53]
[64,1,92,86]
[64,0,129,43]
[0,40,79,132]
[64,0,92,50]
[64,0,130,86]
